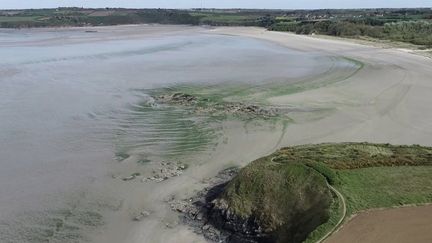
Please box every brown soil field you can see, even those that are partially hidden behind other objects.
[326,205,432,243]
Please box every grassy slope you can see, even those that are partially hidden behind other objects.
[338,166,432,215]
[303,188,343,243]
[219,157,333,242]
[216,143,432,242]
[306,165,432,242]
[223,157,331,220]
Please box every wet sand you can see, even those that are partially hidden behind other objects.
[213,27,432,146]
[326,205,432,243]
[0,25,340,243]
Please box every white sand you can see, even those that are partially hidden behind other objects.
[93,27,432,243]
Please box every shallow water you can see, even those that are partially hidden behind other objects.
[0,26,354,242]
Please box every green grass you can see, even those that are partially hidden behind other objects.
[200,14,258,25]
[277,142,432,169]
[337,166,432,215]
[219,158,333,242]
[303,191,342,243]
[305,161,341,185]
[214,143,432,242]
[222,159,331,219]
[0,16,40,22]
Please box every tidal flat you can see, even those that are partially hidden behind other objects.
[2,24,431,243]
[0,25,358,243]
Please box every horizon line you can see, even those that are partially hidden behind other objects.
[1,6,432,11]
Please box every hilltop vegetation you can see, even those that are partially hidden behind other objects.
[209,157,333,243]
[205,143,432,243]
[270,19,432,47]
[1,8,432,46]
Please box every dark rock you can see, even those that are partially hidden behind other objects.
[133,210,151,221]
[153,92,282,119]
[156,92,198,106]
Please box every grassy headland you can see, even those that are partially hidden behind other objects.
[206,143,432,243]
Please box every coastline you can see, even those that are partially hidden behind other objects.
[92,26,432,243]
[205,27,432,242]
[3,24,432,243]
[96,25,432,243]
[81,26,432,243]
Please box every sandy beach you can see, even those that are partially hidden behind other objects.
[112,27,432,243]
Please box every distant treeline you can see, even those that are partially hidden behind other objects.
[1,8,432,46]
[0,9,202,28]
[270,20,432,47]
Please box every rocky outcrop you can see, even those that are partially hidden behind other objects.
[168,168,240,242]
[204,161,333,243]
[142,161,187,183]
[155,92,198,105]
[115,161,187,183]
[171,161,332,243]
[154,92,281,118]
[207,195,332,243]
[206,199,271,243]
[220,103,279,118]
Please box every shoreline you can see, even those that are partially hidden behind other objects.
[97,25,432,243]
[2,23,429,58]
[207,27,432,243]
[2,25,431,243]
[86,25,432,243]
[177,142,432,243]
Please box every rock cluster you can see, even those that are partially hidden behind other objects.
[208,199,268,242]
[122,172,141,181]
[133,210,151,221]
[168,167,246,243]
[154,92,281,118]
[118,161,187,183]
[221,103,279,118]
[142,161,187,183]
[155,92,198,105]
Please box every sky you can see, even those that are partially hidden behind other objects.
[0,0,431,10]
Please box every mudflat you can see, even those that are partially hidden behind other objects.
[326,205,432,243]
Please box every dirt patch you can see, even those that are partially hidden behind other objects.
[326,205,432,243]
